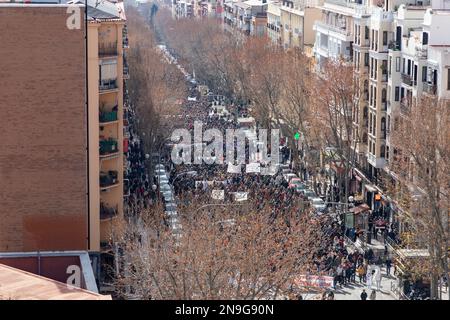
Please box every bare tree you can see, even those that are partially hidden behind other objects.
[388,96,449,299]
[113,198,332,300]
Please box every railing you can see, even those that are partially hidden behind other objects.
[100,204,118,220]
[99,79,118,91]
[400,100,410,115]
[423,82,436,95]
[99,44,118,57]
[100,138,118,155]
[99,110,118,123]
[100,170,119,188]
[314,21,351,37]
[388,42,400,51]
[401,73,413,86]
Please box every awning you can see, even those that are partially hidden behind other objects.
[365,184,377,192]
[349,203,370,215]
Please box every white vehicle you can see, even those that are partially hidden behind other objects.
[163,191,174,201]
[187,96,197,101]
[155,164,165,170]
[311,197,327,213]
[301,189,317,200]
[165,201,177,211]
[155,168,166,175]
[160,184,171,192]
[158,176,169,184]
[165,210,178,218]
[283,173,297,183]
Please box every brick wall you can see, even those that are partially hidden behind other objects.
[0,7,88,251]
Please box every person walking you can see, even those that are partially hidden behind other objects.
[386,257,392,276]
[360,289,368,300]
[369,289,377,300]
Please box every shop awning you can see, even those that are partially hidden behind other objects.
[365,184,377,192]
[349,203,370,215]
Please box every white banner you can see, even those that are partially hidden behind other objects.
[227,162,241,174]
[211,190,225,200]
[233,192,248,202]
[246,162,260,173]
[294,275,334,289]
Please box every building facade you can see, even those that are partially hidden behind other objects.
[0,1,127,254]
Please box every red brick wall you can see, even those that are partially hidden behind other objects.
[0,7,88,251]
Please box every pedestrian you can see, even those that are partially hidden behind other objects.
[367,270,375,290]
[386,257,392,276]
[357,264,365,283]
[360,289,368,300]
[328,291,335,300]
[369,289,377,300]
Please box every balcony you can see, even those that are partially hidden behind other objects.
[99,79,118,93]
[400,100,410,115]
[100,203,118,220]
[100,171,119,189]
[100,138,118,156]
[314,21,352,41]
[99,110,118,124]
[367,152,386,169]
[388,41,400,51]
[99,44,118,57]
[401,73,413,86]
[423,82,436,95]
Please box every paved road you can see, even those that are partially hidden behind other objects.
[332,266,397,300]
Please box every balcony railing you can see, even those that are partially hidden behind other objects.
[401,73,413,86]
[100,138,118,155]
[423,82,436,95]
[99,44,118,57]
[388,41,400,51]
[100,171,119,188]
[314,21,351,37]
[400,100,410,115]
[99,79,118,92]
[100,203,118,220]
[99,110,118,123]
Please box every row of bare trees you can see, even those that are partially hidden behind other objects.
[125,6,186,174]
[114,198,333,300]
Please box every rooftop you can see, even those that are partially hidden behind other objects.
[0,264,111,300]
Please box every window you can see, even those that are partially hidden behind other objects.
[422,66,427,82]
[395,87,400,101]
[423,32,428,45]
[396,57,401,72]
[380,145,386,158]
[365,26,369,39]
[383,31,388,45]
[365,53,369,66]
[448,69,450,90]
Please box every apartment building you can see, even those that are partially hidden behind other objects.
[81,0,126,251]
[0,1,127,254]
[279,0,321,50]
[386,1,450,169]
[266,1,282,44]
[223,0,270,35]
[313,0,355,66]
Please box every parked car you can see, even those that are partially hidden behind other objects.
[283,173,298,183]
[311,197,327,213]
[301,189,317,200]
[160,183,171,192]
[288,178,302,189]
[162,191,174,202]
[155,168,166,175]
[165,201,177,212]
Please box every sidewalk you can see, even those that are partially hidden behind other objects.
[332,267,397,300]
